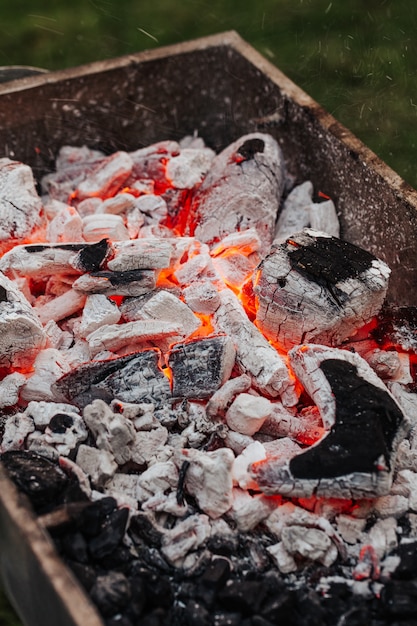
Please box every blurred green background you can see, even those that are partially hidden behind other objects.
[0,0,416,622]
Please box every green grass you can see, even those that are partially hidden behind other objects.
[0,0,416,622]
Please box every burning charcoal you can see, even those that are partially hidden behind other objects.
[183,281,221,315]
[35,288,87,325]
[252,344,408,499]
[178,447,234,518]
[0,158,43,244]
[254,229,391,350]
[72,268,156,296]
[373,306,417,354]
[101,192,137,215]
[213,289,297,405]
[226,393,272,436]
[260,403,325,446]
[206,374,252,418]
[82,214,130,242]
[83,399,135,465]
[0,372,26,408]
[1,450,69,512]
[0,242,82,278]
[213,252,259,291]
[107,239,173,272]
[46,205,84,243]
[166,147,215,189]
[129,140,180,181]
[21,348,71,402]
[186,133,285,246]
[160,513,211,565]
[168,335,236,400]
[0,271,46,368]
[79,294,121,338]
[74,151,133,200]
[211,228,262,258]
[134,194,168,225]
[90,571,131,617]
[75,444,117,488]
[53,349,171,408]
[86,319,184,356]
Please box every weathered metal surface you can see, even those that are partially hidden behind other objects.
[0,30,416,625]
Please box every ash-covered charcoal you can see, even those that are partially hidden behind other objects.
[0,242,83,278]
[0,158,44,246]
[251,344,409,499]
[107,239,173,271]
[69,238,111,273]
[254,229,390,350]
[0,271,46,368]
[74,151,133,201]
[72,268,156,296]
[52,349,171,408]
[168,335,236,399]
[185,133,286,246]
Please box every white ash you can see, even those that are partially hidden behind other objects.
[226,393,272,436]
[274,181,314,243]
[182,281,221,315]
[1,412,35,452]
[79,294,121,338]
[47,206,84,243]
[75,444,117,489]
[0,373,26,408]
[335,514,367,545]
[134,195,168,224]
[206,374,252,418]
[108,239,173,272]
[165,147,215,189]
[20,348,71,402]
[0,158,43,243]
[75,151,133,200]
[130,427,169,466]
[177,447,234,519]
[0,271,46,368]
[231,489,274,532]
[232,441,266,490]
[35,289,86,325]
[82,214,130,242]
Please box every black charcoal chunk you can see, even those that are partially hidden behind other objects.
[289,359,404,479]
[53,350,171,408]
[90,571,131,617]
[237,138,265,160]
[213,611,243,626]
[72,238,110,272]
[1,450,68,511]
[129,512,163,548]
[48,413,74,433]
[373,306,417,354]
[381,580,417,618]
[61,531,89,563]
[393,542,417,580]
[89,507,129,561]
[65,560,97,592]
[76,497,118,537]
[169,336,235,399]
[199,557,231,588]
[217,580,267,614]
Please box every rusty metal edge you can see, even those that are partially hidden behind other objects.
[0,466,103,626]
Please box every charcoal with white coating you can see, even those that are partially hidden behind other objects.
[0,372,26,408]
[0,243,82,278]
[74,151,133,200]
[83,399,135,465]
[160,513,211,566]
[1,413,35,452]
[226,393,272,436]
[254,229,391,350]
[35,289,86,325]
[213,288,298,405]
[186,133,286,247]
[79,294,121,338]
[52,349,171,408]
[165,147,215,188]
[21,348,71,402]
[168,335,236,399]
[137,290,202,343]
[0,271,46,368]
[0,158,43,244]
[206,374,252,418]
[274,181,314,243]
[82,214,130,242]
[107,239,173,272]
[44,411,88,457]
[75,444,117,489]
[251,344,409,498]
[179,447,235,519]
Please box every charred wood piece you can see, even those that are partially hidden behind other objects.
[52,349,171,408]
[186,133,285,246]
[372,306,417,354]
[254,229,390,350]
[251,345,409,498]
[168,335,236,400]
[72,268,156,296]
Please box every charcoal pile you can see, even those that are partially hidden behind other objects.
[0,132,417,625]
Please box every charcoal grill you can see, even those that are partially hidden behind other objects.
[0,31,416,626]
